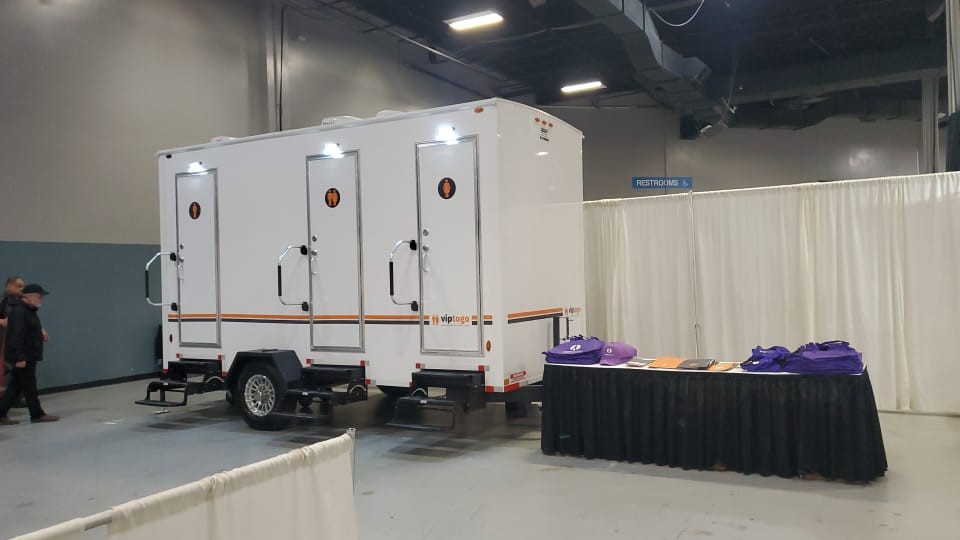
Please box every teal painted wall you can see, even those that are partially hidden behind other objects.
[0,241,161,389]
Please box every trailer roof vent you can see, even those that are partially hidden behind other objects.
[321,116,362,126]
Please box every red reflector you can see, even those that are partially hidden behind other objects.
[416,363,423,369]
[221,371,228,378]
[360,360,367,366]
[217,354,223,361]
[364,378,371,385]
[306,358,313,365]
[484,386,494,393]
[162,368,169,375]
[504,383,521,392]
[477,365,485,372]
[176,353,181,359]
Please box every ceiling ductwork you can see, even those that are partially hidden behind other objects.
[572,0,714,114]
[729,97,924,130]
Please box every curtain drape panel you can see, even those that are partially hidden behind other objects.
[585,173,960,414]
[12,432,357,540]
[108,432,357,540]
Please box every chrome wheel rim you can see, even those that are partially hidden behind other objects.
[244,374,276,417]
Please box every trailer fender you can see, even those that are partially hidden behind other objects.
[227,349,302,393]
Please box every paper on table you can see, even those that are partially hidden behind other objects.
[626,358,653,368]
[707,362,738,372]
[649,357,686,369]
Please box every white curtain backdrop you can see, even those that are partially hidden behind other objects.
[13,431,358,540]
[584,194,698,359]
[585,173,960,414]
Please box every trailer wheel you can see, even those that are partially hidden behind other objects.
[377,385,409,398]
[238,363,294,431]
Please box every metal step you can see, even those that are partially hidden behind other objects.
[134,399,188,408]
[386,395,458,430]
[135,380,204,408]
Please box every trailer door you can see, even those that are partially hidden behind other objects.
[416,137,483,355]
[175,170,220,347]
[307,151,363,351]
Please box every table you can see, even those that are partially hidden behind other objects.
[541,364,888,483]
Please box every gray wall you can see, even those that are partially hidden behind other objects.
[551,107,924,200]
[0,0,269,245]
[0,241,160,389]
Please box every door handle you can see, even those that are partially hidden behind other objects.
[389,239,419,312]
[144,251,177,307]
[277,244,309,311]
[421,244,431,273]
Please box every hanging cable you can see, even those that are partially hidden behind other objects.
[650,0,706,28]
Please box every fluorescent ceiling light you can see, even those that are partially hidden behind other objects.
[446,10,503,31]
[537,151,549,156]
[561,80,605,94]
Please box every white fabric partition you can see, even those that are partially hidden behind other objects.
[584,194,699,359]
[13,431,357,540]
[585,173,960,414]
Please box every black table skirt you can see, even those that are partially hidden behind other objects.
[541,365,887,483]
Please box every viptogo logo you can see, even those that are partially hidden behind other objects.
[431,314,472,326]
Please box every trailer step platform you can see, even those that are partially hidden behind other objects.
[135,380,205,408]
[387,369,486,430]
[386,395,460,431]
[291,364,368,410]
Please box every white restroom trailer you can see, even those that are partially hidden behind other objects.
[138,99,585,430]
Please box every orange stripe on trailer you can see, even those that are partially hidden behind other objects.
[366,314,421,321]
[507,308,563,319]
[224,313,310,320]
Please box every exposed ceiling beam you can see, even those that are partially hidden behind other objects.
[705,45,947,106]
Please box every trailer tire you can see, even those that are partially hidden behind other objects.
[377,385,409,398]
[238,362,294,431]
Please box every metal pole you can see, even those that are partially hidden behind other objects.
[921,72,941,173]
[687,189,702,359]
[347,427,357,493]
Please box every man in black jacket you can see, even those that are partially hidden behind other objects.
[0,276,25,393]
[0,284,58,424]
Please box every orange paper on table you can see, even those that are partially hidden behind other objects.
[649,357,686,369]
[708,362,738,372]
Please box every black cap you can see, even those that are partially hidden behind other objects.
[22,284,50,296]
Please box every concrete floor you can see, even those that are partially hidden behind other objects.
[0,382,958,540]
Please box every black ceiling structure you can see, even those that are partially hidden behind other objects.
[312,0,947,131]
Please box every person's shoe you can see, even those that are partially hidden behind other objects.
[0,417,20,426]
[30,415,59,423]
